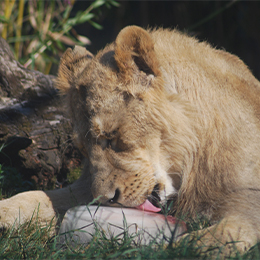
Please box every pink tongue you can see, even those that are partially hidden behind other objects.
[136,199,161,213]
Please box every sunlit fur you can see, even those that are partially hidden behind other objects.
[55,26,260,252]
[56,26,260,253]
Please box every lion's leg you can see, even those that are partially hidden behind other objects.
[0,162,93,229]
[45,170,93,217]
[187,214,259,254]
[182,190,260,254]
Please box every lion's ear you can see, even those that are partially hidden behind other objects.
[114,26,161,81]
[56,46,93,93]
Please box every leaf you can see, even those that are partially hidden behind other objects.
[66,11,82,26]
[55,40,66,51]
[88,20,103,30]
[63,5,72,19]
[59,35,77,46]
[90,0,106,9]
[78,13,95,24]
[105,0,120,8]
[75,34,91,45]
[62,24,71,33]
[0,15,8,23]
[71,28,91,45]
[28,4,37,29]
[6,34,36,43]
[48,31,75,45]
[65,12,95,27]
[26,39,39,54]
[109,0,120,7]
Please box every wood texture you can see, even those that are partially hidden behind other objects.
[0,36,82,191]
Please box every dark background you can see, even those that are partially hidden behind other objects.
[72,1,260,80]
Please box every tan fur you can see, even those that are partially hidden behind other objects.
[1,26,260,253]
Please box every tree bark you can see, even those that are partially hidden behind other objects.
[0,36,82,193]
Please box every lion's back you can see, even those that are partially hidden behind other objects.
[149,28,260,123]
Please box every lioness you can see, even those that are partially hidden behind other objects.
[1,26,260,253]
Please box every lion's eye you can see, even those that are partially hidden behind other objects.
[109,138,117,150]
[97,136,117,151]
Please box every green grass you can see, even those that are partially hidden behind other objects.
[1,214,260,259]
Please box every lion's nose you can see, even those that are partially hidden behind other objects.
[108,188,120,204]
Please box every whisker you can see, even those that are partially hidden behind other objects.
[85,129,91,138]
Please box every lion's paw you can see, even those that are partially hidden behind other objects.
[0,191,56,229]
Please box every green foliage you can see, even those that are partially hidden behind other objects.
[67,167,82,185]
[0,0,118,74]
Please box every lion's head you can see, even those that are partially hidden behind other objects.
[56,26,198,211]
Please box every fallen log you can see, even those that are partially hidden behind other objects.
[0,36,82,193]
